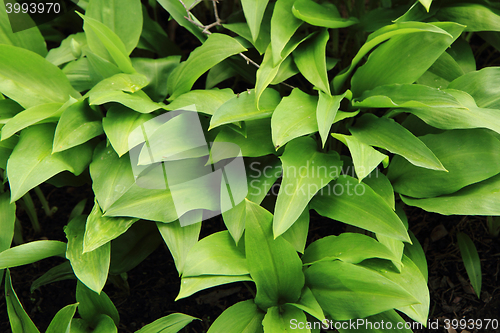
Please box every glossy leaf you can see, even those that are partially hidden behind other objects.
[0,7,46,56]
[76,280,119,327]
[207,300,265,333]
[223,20,270,55]
[0,240,66,269]
[46,303,79,333]
[305,261,418,320]
[436,3,500,32]
[7,124,93,202]
[206,62,237,89]
[274,137,343,237]
[263,305,307,333]
[271,89,318,149]
[84,200,137,253]
[157,220,201,275]
[271,0,302,65]
[167,34,246,100]
[457,232,482,298]
[448,67,500,109]
[46,33,86,66]
[388,129,500,198]
[0,45,79,108]
[241,0,269,42]
[135,313,198,333]
[317,91,347,148]
[4,270,40,333]
[177,275,252,300]
[404,231,428,282]
[166,88,235,116]
[86,0,143,54]
[281,207,309,254]
[0,191,16,282]
[311,175,410,242]
[349,113,445,171]
[245,200,304,309]
[65,216,110,294]
[132,57,181,102]
[418,0,433,12]
[156,0,206,42]
[292,0,359,29]
[288,286,325,321]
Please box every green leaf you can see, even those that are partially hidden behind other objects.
[132,57,181,102]
[177,275,252,301]
[4,270,40,333]
[167,34,246,100]
[7,124,93,202]
[281,207,309,254]
[206,62,237,89]
[92,315,118,333]
[0,45,80,108]
[401,173,500,215]
[102,105,154,157]
[270,55,299,84]
[245,200,305,309]
[457,232,482,298]
[87,72,149,100]
[86,0,143,54]
[292,0,359,29]
[436,3,500,32]
[305,260,418,320]
[311,175,410,242]
[210,88,280,129]
[80,13,135,74]
[46,303,79,333]
[241,0,269,42]
[156,0,206,42]
[293,29,330,94]
[271,89,318,149]
[0,191,16,251]
[135,313,198,333]
[157,220,201,275]
[182,231,247,277]
[271,0,303,65]
[274,137,342,237]
[76,280,119,327]
[331,134,387,182]
[288,286,325,322]
[448,67,500,109]
[166,88,235,116]
[302,233,402,266]
[362,169,395,210]
[388,129,500,198]
[84,200,137,253]
[30,261,75,293]
[0,240,66,269]
[0,7,46,56]
[53,100,103,152]
[263,305,307,333]
[349,113,446,171]
[418,0,433,12]
[63,58,94,92]
[65,216,110,294]
[336,310,413,333]
[207,300,265,333]
[224,6,271,55]
[317,91,347,148]
[46,33,86,66]
[85,50,122,84]
[404,231,428,282]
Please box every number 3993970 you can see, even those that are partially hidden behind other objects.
[5,2,61,14]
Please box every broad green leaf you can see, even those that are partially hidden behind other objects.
[362,169,395,210]
[167,34,246,100]
[132,57,181,102]
[404,231,428,282]
[271,0,303,65]
[182,231,247,277]
[46,303,79,333]
[92,315,118,333]
[84,201,137,253]
[288,286,325,322]
[0,240,66,269]
[157,220,201,275]
[87,72,149,101]
[263,305,308,333]
[0,191,15,284]
[317,91,347,148]
[0,7,46,56]
[86,0,143,54]
[331,134,387,182]
[46,33,86,66]
[349,113,446,171]
[336,310,413,333]
[90,90,165,113]
[281,207,309,254]
[53,100,103,152]
[65,216,110,294]
[305,261,418,320]
[224,6,271,55]
[387,129,500,198]
[292,0,359,29]
[418,0,433,12]
[351,22,464,96]
[271,89,318,149]
[293,29,330,94]
[245,200,304,309]
[80,14,135,74]
[436,3,500,32]
[302,233,402,266]
[63,58,94,92]
[7,124,93,202]
[166,88,234,116]
[135,313,198,333]
[401,173,500,215]
[274,137,342,237]
[207,300,265,333]
[210,88,280,129]
[206,62,237,89]
[0,136,17,170]
[139,4,182,57]
[5,270,40,333]
[333,21,453,93]
[457,232,482,298]
[311,175,410,242]
[86,50,122,84]
[270,55,299,84]
[448,67,500,109]
[102,105,154,157]
[177,275,252,300]
[361,256,429,324]
[30,261,75,293]
[156,0,206,42]
[241,0,269,42]
[376,234,404,273]
[76,280,119,327]
[0,45,80,108]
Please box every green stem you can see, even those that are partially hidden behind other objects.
[34,186,56,217]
